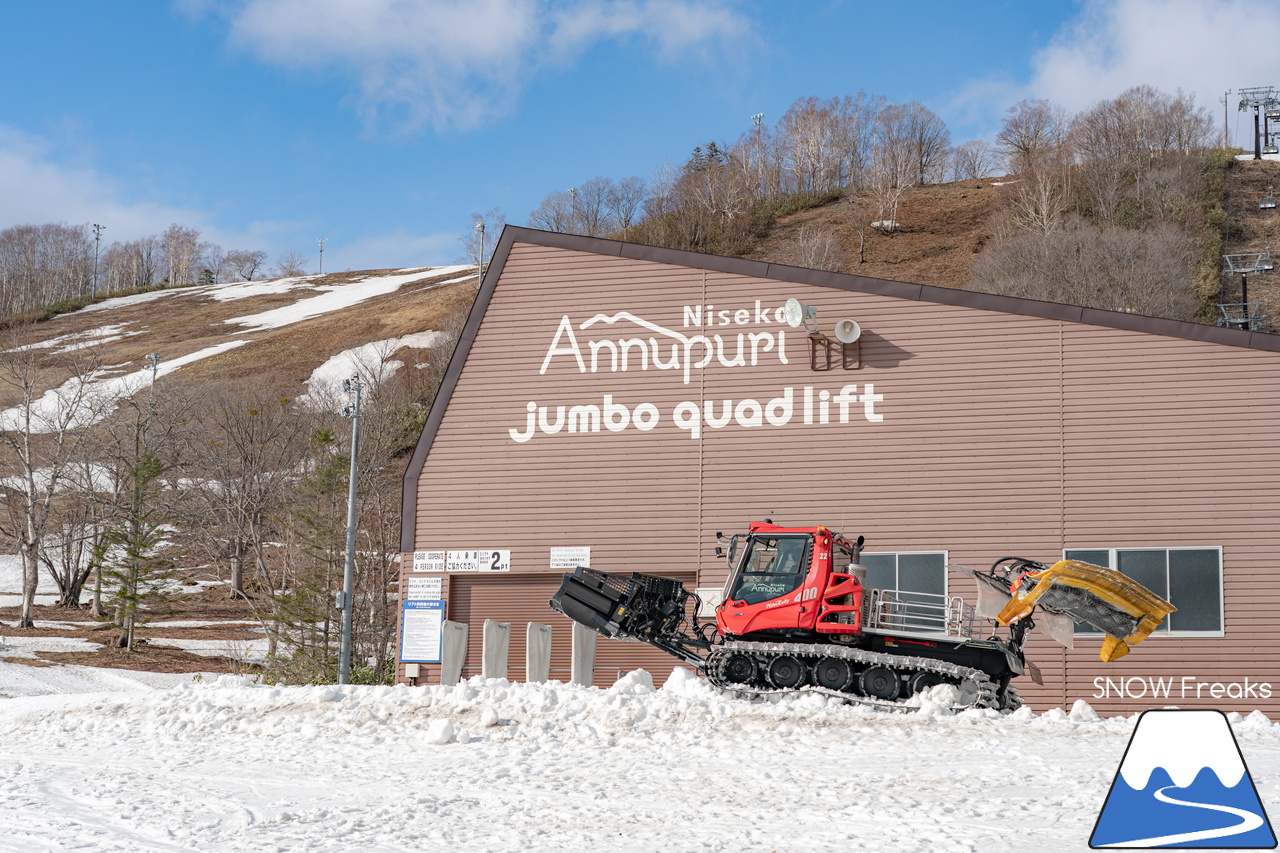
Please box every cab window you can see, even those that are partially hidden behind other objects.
[727,535,810,605]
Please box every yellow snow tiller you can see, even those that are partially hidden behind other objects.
[991,558,1176,662]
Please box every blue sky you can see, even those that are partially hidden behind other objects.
[2,0,1276,273]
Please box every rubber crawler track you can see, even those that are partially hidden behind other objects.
[706,640,1021,712]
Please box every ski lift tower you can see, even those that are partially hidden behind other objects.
[1238,87,1280,159]
[1220,252,1270,331]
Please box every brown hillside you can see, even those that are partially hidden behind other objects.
[746,178,1001,289]
[0,267,478,410]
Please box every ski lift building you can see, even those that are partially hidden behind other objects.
[399,227,1280,714]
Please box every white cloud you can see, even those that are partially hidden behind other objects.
[215,0,753,133]
[1029,0,1278,138]
[0,124,305,253]
[0,126,203,241]
[950,0,1280,147]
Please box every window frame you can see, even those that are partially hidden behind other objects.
[1063,546,1224,638]
[859,550,949,598]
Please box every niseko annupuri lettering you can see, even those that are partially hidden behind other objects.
[508,301,885,443]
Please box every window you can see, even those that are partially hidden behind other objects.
[1064,547,1222,636]
[860,552,947,597]
[726,534,811,605]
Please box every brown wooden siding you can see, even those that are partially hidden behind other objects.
[403,236,1280,715]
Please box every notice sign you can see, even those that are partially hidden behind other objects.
[446,550,511,572]
[400,600,445,663]
[413,551,445,572]
[405,576,443,600]
[550,546,591,569]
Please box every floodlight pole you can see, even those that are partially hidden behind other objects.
[92,224,105,298]
[318,237,327,275]
[144,353,160,442]
[475,221,485,289]
[338,375,363,685]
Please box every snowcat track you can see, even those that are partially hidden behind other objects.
[706,640,1006,712]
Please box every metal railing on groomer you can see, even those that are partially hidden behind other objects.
[865,588,974,639]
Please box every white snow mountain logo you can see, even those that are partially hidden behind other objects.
[1091,710,1276,848]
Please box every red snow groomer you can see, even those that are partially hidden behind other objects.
[549,520,1175,711]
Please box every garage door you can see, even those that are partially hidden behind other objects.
[448,572,699,687]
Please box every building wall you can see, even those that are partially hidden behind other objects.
[401,235,1280,712]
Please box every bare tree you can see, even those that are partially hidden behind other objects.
[0,339,118,627]
[846,189,877,264]
[970,223,1198,320]
[272,249,309,278]
[952,140,998,180]
[224,249,268,282]
[0,223,92,315]
[996,99,1069,174]
[904,102,951,185]
[184,382,307,599]
[780,224,846,271]
[605,176,648,232]
[458,207,506,266]
[528,191,576,233]
[162,224,201,286]
[569,177,618,236]
[867,103,914,230]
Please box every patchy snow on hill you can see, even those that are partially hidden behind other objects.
[1,667,1279,852]
[10,324,140,354]
[298,331,445,408]
[0,341,251,434]
[226,266,470,333]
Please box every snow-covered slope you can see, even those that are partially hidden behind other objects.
[0,264,475,427]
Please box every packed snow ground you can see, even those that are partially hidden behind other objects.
[3,666,1280,852]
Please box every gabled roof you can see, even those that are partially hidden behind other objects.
[400,225,1278,550]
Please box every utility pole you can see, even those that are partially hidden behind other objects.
[317,237,327,275]
[144,353,160,443]
[92,224,105,298]
[474,221,485,289]
[338,375,363,685]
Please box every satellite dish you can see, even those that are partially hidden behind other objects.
[833,318,862,344]
[783,298,806,328]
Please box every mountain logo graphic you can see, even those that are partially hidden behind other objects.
[1091,709,1276,848]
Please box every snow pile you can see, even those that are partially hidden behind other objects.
[1,669,1279,851]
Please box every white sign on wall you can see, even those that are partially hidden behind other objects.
[413,551,446,572]
[550,546,591,569]
[400,600,445,663]
[480,550,512,572]
[405,576,443,599]
[445,550,511,572]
